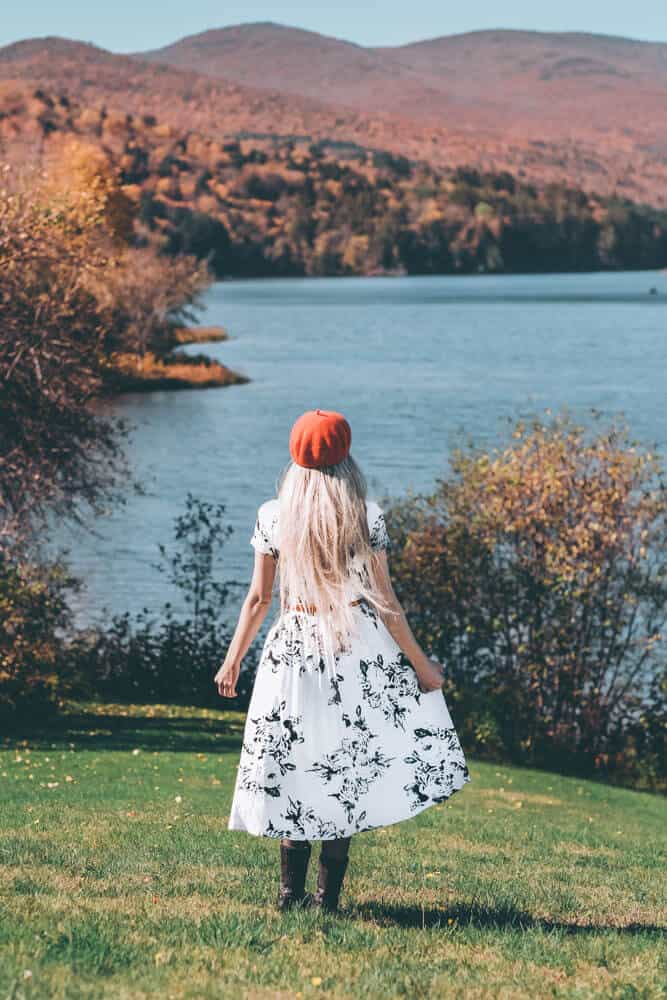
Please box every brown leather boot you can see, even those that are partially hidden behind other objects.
[310,853,349,914]
[277,841,312,911]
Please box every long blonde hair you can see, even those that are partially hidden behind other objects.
[276,454,394,656]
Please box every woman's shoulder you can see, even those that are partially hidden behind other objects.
[260,497,382,519]
[257,497,279,521]
[257,498,280,536]
[250,498,280,557]
[254,497,386,549]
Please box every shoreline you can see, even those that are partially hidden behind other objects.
[212,266,667,283]
[171,325,229,345]
[101,329,247,394]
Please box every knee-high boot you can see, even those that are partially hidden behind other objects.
[277,841,312,911]
[311,852,349,913]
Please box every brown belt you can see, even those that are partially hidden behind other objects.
[287,598,363,614]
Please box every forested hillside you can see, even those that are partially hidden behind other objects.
[3,27,667,204]
[3,84,666,277]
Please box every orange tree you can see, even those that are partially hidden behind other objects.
[387,415,667,784]
[0,140,210,539]
[0,146,132,539]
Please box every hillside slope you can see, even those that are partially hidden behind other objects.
[2,26,667,202]
[138,23,667,126]
[134,24,667,203]
[3,83,665,279]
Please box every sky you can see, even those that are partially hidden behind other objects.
[1,0,666,51]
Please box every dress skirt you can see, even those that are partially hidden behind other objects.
[228,599,470,840]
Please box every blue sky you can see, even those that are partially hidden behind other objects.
[2,0,666,51]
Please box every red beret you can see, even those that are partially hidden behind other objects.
[289,409,352,469]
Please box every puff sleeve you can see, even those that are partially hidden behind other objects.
[250,500,280,559]
[367,502,390,552]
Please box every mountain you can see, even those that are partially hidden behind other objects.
[1,25,667,203]
[138,22,384,94]
[135,24,667,203]
[0,35,327,124]
[137,23,667,122]
[137,22,437,112]
[0,35,423,156]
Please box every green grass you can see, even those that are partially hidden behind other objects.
[1,701,665,999]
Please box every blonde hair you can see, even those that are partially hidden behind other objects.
[276,454,394,657]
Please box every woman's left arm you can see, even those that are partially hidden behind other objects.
[214,551,277,698]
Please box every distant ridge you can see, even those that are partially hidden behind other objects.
[2,24,667,203]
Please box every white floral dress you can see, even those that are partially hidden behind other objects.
[227,498,470,840]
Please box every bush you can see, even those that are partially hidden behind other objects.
[0,496,257,717]
[73,495,257,708]
[0,549,81,719]
[387,414,667,789]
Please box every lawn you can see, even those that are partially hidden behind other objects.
[1,701,664,999]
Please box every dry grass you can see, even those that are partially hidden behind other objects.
[105,351,247,392]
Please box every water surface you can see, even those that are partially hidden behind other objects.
[53,270,667,624]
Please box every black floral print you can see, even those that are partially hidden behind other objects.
[306,706,395,823]
[402,726,470,811]
[228,498,471,840]
[359,651,422,729]
[369,509,389,551]
[237,699,304,798]
[355,596,380,628]
[268,798,344,839]
[266,616,338,675]
[265,808,357,840]
[328,669,345,706]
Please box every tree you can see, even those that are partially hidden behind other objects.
[0,154,131,541]
[154,493,232,642]
[90,248,211,358]
[0,143,212,540]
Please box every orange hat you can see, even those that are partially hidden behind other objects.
[289,409,352,469]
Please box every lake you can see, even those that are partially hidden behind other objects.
[53,270,667,626]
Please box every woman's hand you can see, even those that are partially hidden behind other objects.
[214,660,240,698]
[414,657,445,693]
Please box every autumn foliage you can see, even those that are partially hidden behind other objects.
[0,141,211,540]
[0,142,213,712]
[388,416,667,788]
[3,87,667,280]
[0,552,80,716]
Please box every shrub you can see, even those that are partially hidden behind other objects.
[0,550,80,719]
[387,414,667,788]
[75,495,257,708]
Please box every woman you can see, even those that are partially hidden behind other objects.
[215,408,469,914]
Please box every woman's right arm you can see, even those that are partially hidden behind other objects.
[214,550,276,698]
[371,549,445,692]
